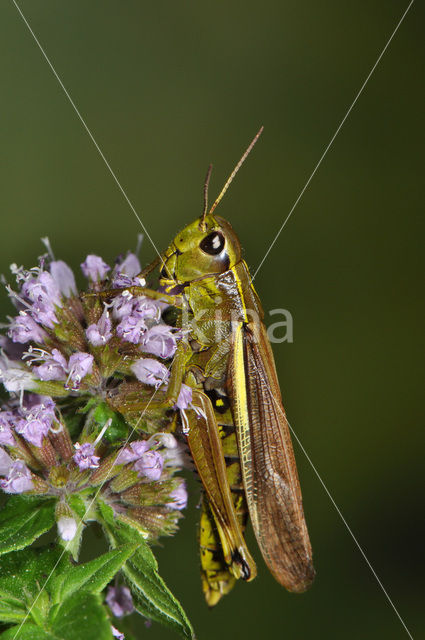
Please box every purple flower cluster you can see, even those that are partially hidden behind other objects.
[0,242,190,550]
[8,260,76,342]
[3,248,180,400]
[27,347,94,389]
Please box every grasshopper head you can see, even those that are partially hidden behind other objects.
[159,128,263,286]
[159,214,242,284]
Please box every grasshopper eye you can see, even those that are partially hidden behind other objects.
[200,231,225,255]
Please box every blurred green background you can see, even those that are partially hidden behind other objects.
[0,1,423,638]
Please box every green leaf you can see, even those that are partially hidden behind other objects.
[0,623,57,639]
[0,497,55,555]
[0,547,62,625]
[50,544,137,606]
[99,501,194,640]
[0,599,26,624]
[49,592,113,640]
[1,593,114,640]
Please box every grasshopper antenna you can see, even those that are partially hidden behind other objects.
[208,126,264,216]
[199,163,213,231]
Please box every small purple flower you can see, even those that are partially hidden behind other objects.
[0,448,13,475]
[81,255,110,281]
[50,260,77,297]
[57,516,78,541]
[26,394,56,413]
[106,585,134,618]
[131,358,169,388]
[133,297,161,321]
[0,460,34,494]
[134,450,163,481]
[66,352,94,389]
[32,348,67,382]
[86,310,113,347]
[116,314,147,344]
[0,412,17,446]
[30,302,58,329]
[112,252,142,287]
[174,383,192,411]
[110,293,134,321]
[21,271,61,308]
[115,440,149,465]
[0,357,36,393]
[168,481,188,510]
[111,627,125,640]
[73,442,100,470]
[141,324,177,359]
[112,273,135,288]
[15,413,49,448]
[0,336,25,360]
[8,312,46,344]
[15,395,56,448]
[117,252,141,277]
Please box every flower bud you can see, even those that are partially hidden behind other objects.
[56,502,78,541]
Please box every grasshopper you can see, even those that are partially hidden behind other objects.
[103,128,315,605]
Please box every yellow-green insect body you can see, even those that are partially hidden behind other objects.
[157,208,314,602]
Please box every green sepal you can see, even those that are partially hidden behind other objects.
[0,496,55,555]
[98,499,194,639]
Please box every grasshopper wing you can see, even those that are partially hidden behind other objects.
[229,321,315,592]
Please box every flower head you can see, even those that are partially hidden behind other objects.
[1,242,189,551]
